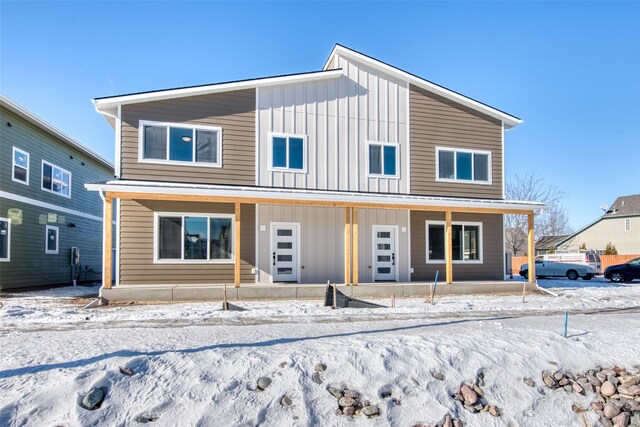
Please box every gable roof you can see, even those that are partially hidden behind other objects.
[536,235,570,250]
[323,44,522,129]
[603,194,640,217]
[1,94,114,170]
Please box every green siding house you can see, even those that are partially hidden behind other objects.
[0,95,114,290]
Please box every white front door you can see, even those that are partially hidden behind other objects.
[271,223,299,282]
[373,226,397,281]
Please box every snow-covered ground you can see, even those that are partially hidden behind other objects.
[0,278,639,426]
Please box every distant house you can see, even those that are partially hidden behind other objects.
[556,195,640,254]
[0,95,114,290]
[535,235,570,255]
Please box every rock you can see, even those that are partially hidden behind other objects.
[603,381,618,397]
[453,393,464,402]
[81,387,106,410]
[362,405,380,417]
[524,378,535,387]
[597,372,608,383]
[473,403,483,412]
[630,414,640,426]
[342,406,355,416]
[583,383,595,393]
[537,387,546,395]
[489,406,501,417]
[608,375,620,386]
[564,385,573,392]
[443,414,453,427]
[257,377,272,391]
[343,389,360,399]
[619,386,632,395]
[577,376,589,384]
[628,385,640,396]
[460,384,478,405]
[312,372,323,385]
[572,381,585,395]
[392,398,401,406]
[604,403,621,419]
[135,414,159,423]
[280,395,292,406]
[559,378,570,386]
[279,361,287,368]
[328,387,342,399]
[542,372,558,389]
[314,363,327,372]
[481,404,490,412]
[472,384,484,396]
[432,371,445,381]
[587,375,602,387]
[464,404,477,413]
[612,412,630,427]
[554,372,564,381]
[600,417,614,427]
[572,404,586,413]
[452,419,463,427]
[591,402,604,411]
[119,366,134,376]
[338,397,355,407]
[381,390,392,398]
[620,376,640,388]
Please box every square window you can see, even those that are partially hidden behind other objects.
[271,134,306,171]
[368,142,398,177]
[41,161,71,198]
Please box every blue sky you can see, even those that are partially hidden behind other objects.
[2,1,639,229]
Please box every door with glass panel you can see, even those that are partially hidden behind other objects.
[271,224,299,282]
[373,226,397,281]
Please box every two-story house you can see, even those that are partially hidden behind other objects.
[87,45,544,301]
[0,95,114,290]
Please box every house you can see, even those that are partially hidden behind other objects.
[535,235,570,255]
[86,44,544,301]
[0,95,114,290]
[556,195,640,254]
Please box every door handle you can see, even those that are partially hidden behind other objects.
[273,252,276,266]
[392,253,395,266]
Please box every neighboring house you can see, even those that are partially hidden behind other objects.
[0,95,114,290]
[556,195,640,254]
[86,44,544,300]
[535,235,570,255]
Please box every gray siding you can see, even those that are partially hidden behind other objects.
[120,89,255,185]
[409,85,503,199]
[411,211,504,281]
[119,200,255,285]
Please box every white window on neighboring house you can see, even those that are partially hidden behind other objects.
[625,218,631,232]
[0,218,10,262]
[269,133,306,172]
[42,160,71,197]
[367,141,399,177]
[426,221,483,263]
[140,121,222,167]
[45,225,59,254]
[12,147,30,185]
[436,147,491,184]
[154,213,234,263]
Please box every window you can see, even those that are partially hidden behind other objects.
[0,218,10,262]
[45,225,59,254]
[270,133,306,172]
[367,141,398,177]
[140,121,222,167]
[155,213,234,263]
[42,161,71,197]
[426,221,482,263]
[12,147,29,185]
[625,218,631,232]
[436,147,491,184]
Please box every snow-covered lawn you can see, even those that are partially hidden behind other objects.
[1,279,639,426]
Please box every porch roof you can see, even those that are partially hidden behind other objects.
[86,180,545,214]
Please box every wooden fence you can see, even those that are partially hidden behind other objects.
[511,254,639,275]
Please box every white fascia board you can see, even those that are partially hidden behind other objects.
[324,45,522,129]
[0,95,114,170]
[85,180,546,212]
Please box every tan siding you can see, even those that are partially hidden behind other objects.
[120,89,255,185]
[119,200,255,285]
[411,211,504,281]
[409,85,503,199]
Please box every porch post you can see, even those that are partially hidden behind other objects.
[103,196,113,289]
[344,207,351,285]
[352,207,359,285]
[528,212,535,283]
[234,202,241,287]
[445,209,453,285]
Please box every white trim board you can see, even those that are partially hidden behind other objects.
[0,190,104,222]
[0,217,10,262]
[425,220,483,264]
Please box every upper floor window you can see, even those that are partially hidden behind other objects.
[625,218,631,232]
[269,133,306,172]
[12,147,29,185]
[367,141,398,177]
[436,147,491,184]
[426,220,482,263]
[140,121,222,167]
[0,218,10,262]
[42,160,71,198]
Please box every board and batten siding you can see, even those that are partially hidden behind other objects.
[118,200,255,285]
[409,85,503,199]
[257,54,408,193]
[119,90,255,185]
[410,211,504,281]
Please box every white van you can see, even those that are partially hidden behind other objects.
[535,251,602,274]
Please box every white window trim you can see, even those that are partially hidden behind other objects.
[366,140,400,179]
[425,220,483,264]
[45,225,59,255]
[153,211,235,264]
[12,147,30,185]
[0,217,10,262]
[267,132,308,173]
[41,160,71,198]
[435,146,492,185]
[138,120,223,168]
[625,218,631,232]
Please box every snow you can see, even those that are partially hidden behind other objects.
[1,279,639,426]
